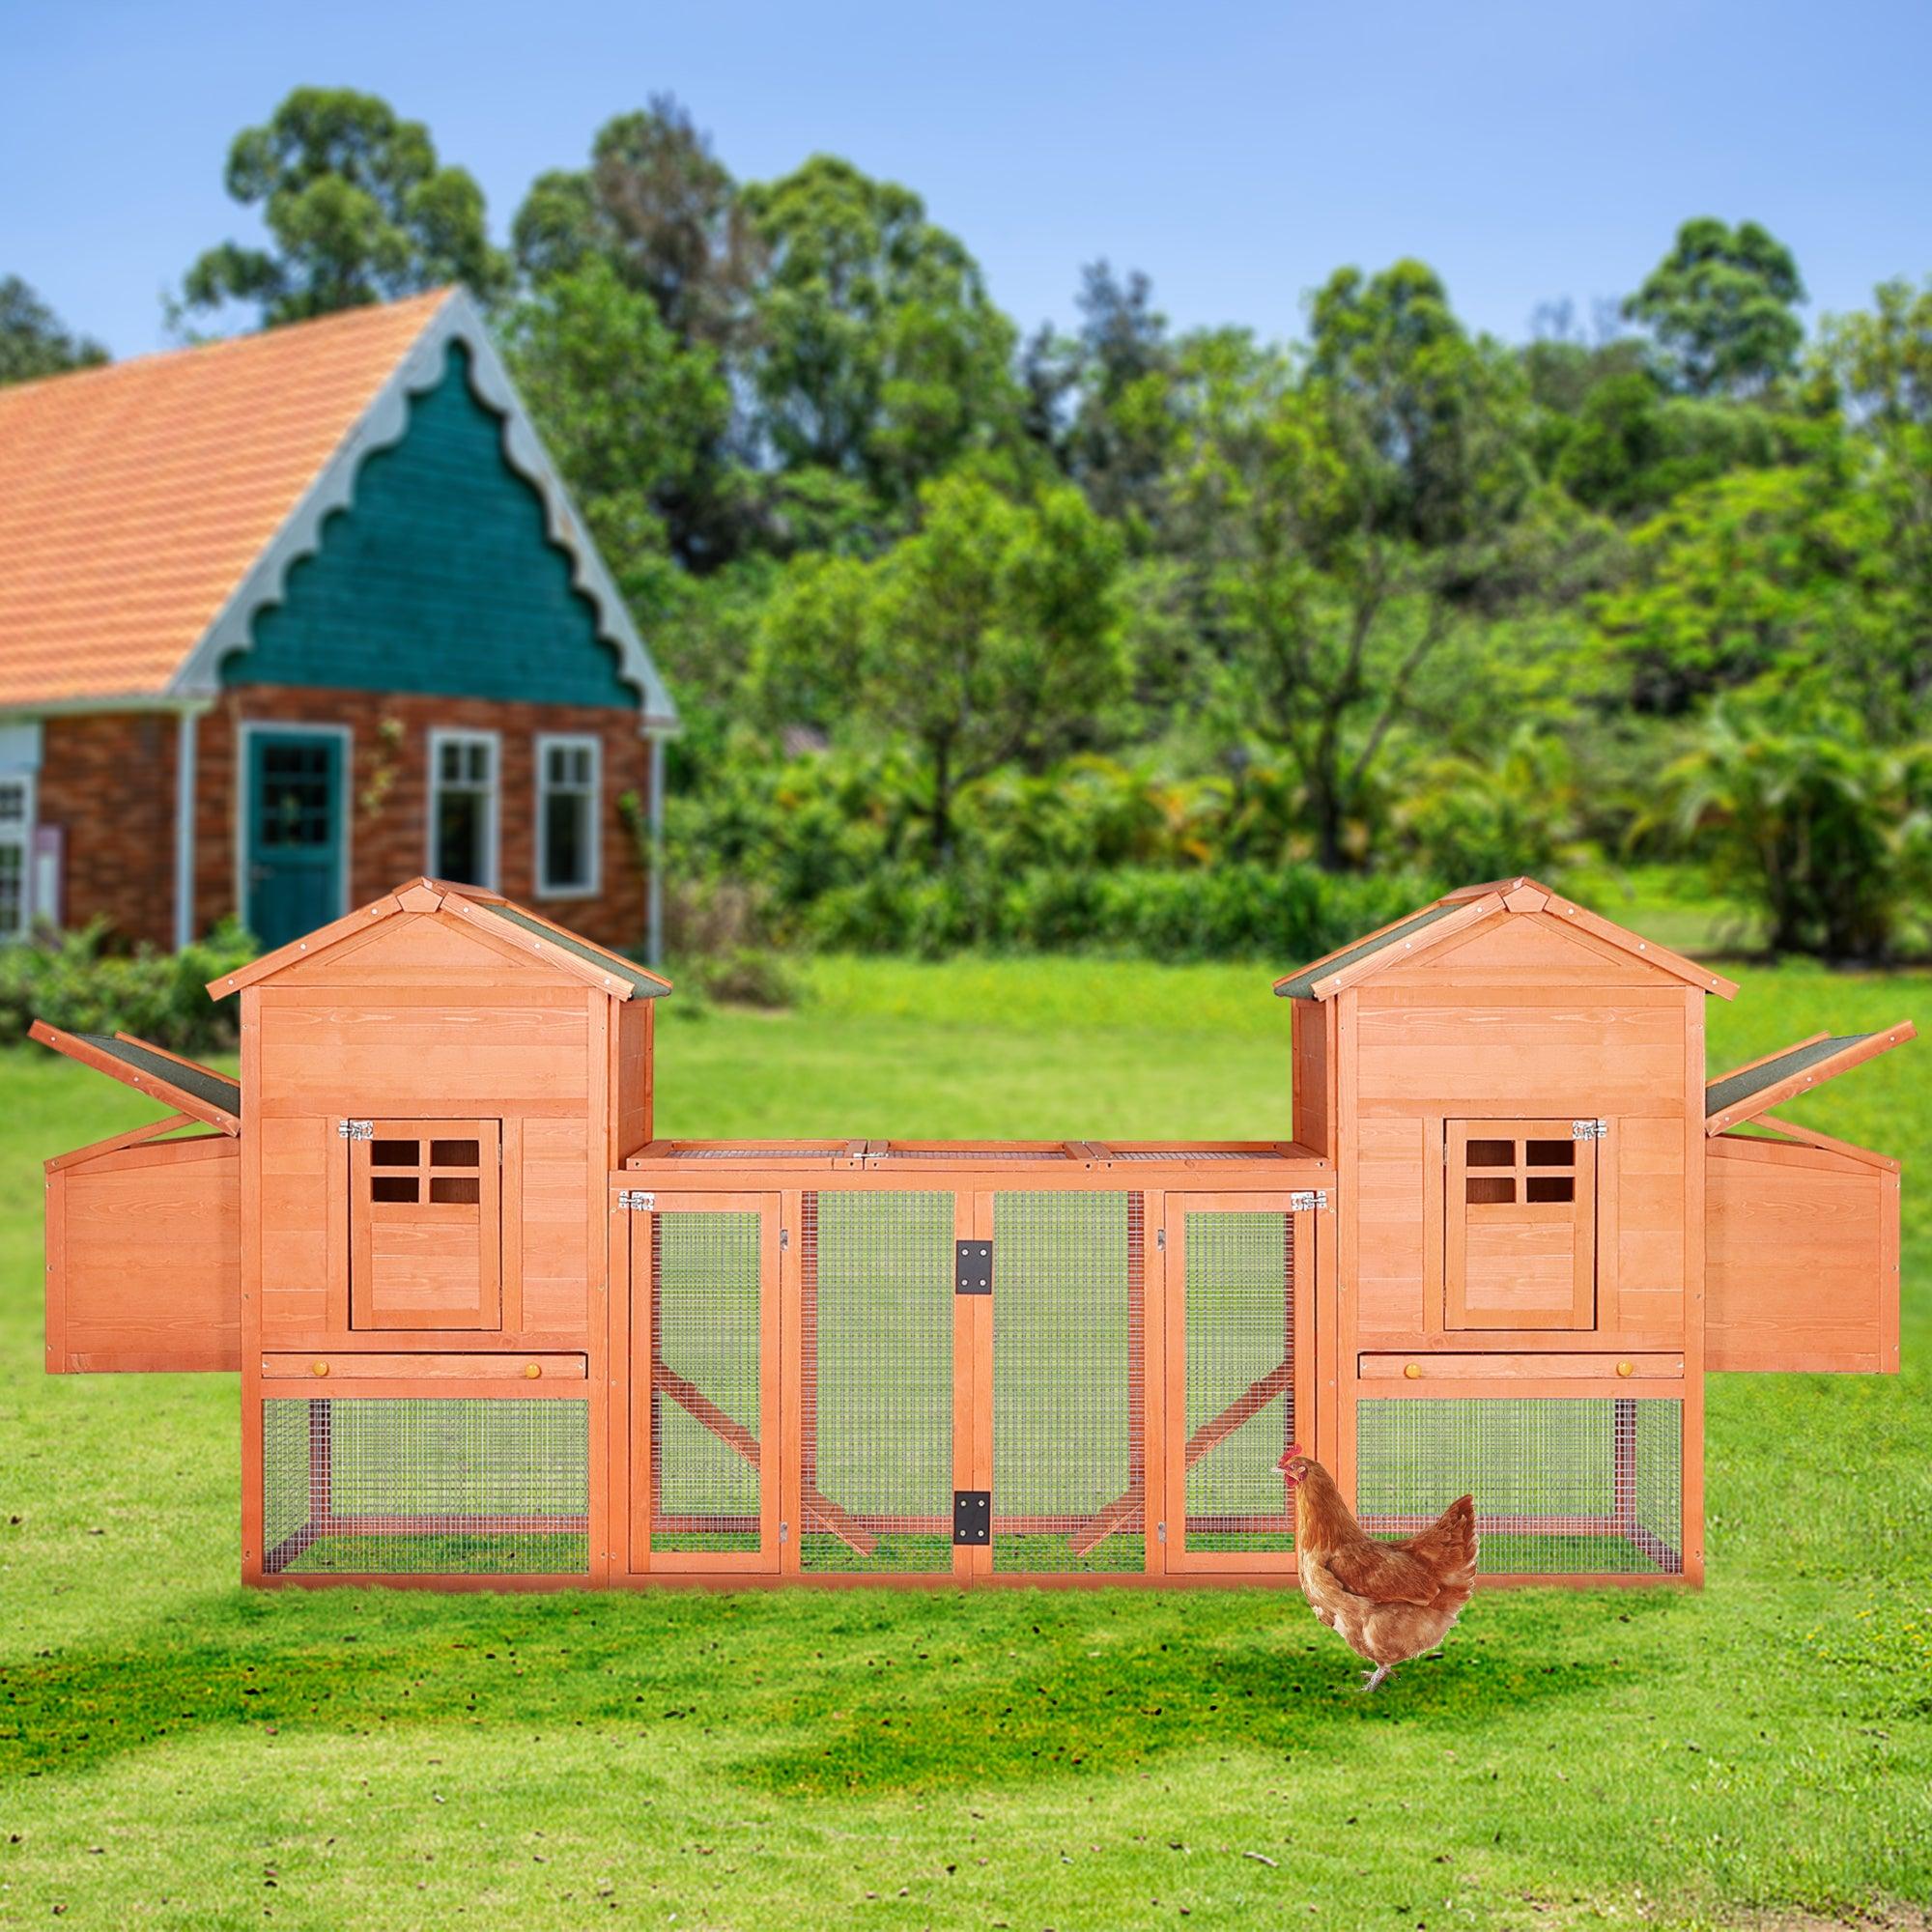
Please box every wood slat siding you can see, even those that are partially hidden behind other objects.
[47,1137,242,1372]
[255,987,591,1117]
[230,342,634,711]
[1706,1136,1900,1373]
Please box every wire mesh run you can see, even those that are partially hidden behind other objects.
[1355,1396,1683,1575]
[1183,1210,1295,1554]
[652,1210,763,1553]
[260,1398,589,1575]
[992,1190,1145,1572]
[800,1190,955,1572]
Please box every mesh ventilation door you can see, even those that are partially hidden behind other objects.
[1354,1394,1683,1576]
[641,1201,777,1570]
[800,1191,955,1572]
[991,1191,1146,1574]
[1172,1205,1298,1570]
[261,1396,590,1576]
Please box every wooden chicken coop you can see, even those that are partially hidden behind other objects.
[37,875,1911,1591]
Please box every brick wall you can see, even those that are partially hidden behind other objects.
[43,691,654,953]
[38,712,179,944]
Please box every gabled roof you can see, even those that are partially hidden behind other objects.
[1704,1022,1915,1134]
[207,877,671,1003]
[30,1023,242,1133]
[0,290,677,725]
[1273,876,1739,1001]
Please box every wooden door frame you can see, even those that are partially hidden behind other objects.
[617,1188,782,1577]
[349,1116,502,1332]
[1161,1190,1316,1577]
[1444,1118,1598,1332]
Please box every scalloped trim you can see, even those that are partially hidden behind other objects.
[170,290,678,729]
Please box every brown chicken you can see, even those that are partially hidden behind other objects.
[1276,1445,1478,1692]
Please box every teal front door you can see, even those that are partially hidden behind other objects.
[245,729,345,950]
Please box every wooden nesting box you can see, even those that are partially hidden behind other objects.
[35,874,1911,1592]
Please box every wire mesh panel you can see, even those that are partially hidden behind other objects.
[1355,1396,1683,1575]
[1181,1209,1296,1558]
[260,1397,590,1575]
[800,1190,955,1572]
[651,1210,765,1555]
[991,1190,1145,1573]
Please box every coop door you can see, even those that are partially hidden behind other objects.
[1445,1120,1596,1330]
[625,1192,782,1575]
[1162,1192,1313,1575]
[349,1120,502,1330]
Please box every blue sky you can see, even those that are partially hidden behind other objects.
[7,0,1927,359]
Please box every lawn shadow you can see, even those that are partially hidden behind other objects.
[0,1581,1681,1793]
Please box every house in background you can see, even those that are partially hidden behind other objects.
[0,290,679,956]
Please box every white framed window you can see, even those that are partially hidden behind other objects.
[535,734,601,898]
[0,773,34,941]
[427,730,499,890]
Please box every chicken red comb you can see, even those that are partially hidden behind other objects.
[1275,1442,1305,1474]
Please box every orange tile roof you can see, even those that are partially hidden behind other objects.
[0,291,452,709]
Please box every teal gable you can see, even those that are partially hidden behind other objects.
[225,343,635,709]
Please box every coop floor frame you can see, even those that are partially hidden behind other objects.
[245,1140,1699,1592]
[605,1151,1325,1588]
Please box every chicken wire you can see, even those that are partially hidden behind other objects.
[652,1209,764,1553]
[1354,1396,1683,1575]
[800,1190,955,1572]
[991,1190,1145,1572]
[1183,1209,1296,1554]
[260,1397,589,1575]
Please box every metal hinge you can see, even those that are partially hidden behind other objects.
[781,1227,790,1251]
[955,1239,992,1295]
[1290,1189,1329,1211]
[617,1189,656,1211]
[952,1491,990,1545]
[337,1120,372,1141]
[1572,1119,1608,1141]
[1155,1227,1166,1251]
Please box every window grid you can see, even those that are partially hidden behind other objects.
[536,733,601,898]
[427,729,499,890]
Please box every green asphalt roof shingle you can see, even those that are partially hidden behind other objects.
[74,1033,242,1118]
[486,906,668,997]
[1273,900,1465,999]
[1704,1034,1873,1121]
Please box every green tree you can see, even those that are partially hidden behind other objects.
[501,259,733,587]
[182,87,510,326]
[512,97,762,351]
[1656,693,1932,959]
[1168,270,1543,869]
[0,276,106,384]
[754,474,1127,855]
[1625,217,1806,397]
[739,156,1021,512]
[1022,262,1178,535]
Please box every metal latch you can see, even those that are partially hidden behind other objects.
[955,1240,992,1295]
[337,1120,372,1141]
[617,1189,656,1211]
[952,1491,990,1545]
[1572,1119,1608,1141]
[1290,1189,1329,1211]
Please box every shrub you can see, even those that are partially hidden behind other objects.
[0,919,257,1055]
[800,863,1435,962]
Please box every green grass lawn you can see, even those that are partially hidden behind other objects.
[3,953,1930,1929]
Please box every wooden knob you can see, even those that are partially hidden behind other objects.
[524,1362,542,1379]
[311,1360,329,1378]
[1404,1362,1422,1380]
[1616,1360,1634,1378]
